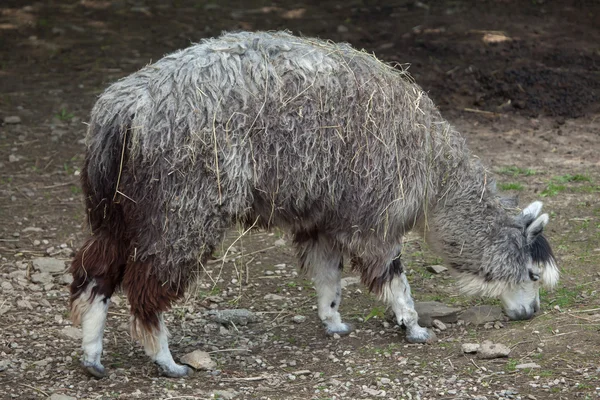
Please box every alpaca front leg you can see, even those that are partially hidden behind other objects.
[313,264,353,335]
[384,273,435,343]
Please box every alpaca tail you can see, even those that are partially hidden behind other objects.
[70,113,132,324]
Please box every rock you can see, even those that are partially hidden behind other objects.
[31,272,54,284]
[427,265,448,274]
[61,327,83,340]
[274,238,286,247]
[60,274,74,285]
[212,389,238,399]
[264,293,285,301]
[208,309,258,326]
[341,276,361,288]
[462,343,480,354]
[460,305,505,325]
[3,116,21,124]
[478,341,511,359]
[432,319,447,331]
[32,258,66,273]
[180,350,216,370]
[292,315,306,323]
[380,377,391,385]
[515,363,541,369]
[412,301,461,327]
[8,154,20,163]
[48,395,77,400]
[0,359,9,372]
[1,281,14,291]
[22,226,43,232]
[17,299,33,310]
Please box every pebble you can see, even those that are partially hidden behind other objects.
[432,319,447,331]
[208,309,258,326]
[274,238,286,247]
[32,258,66,273]
[211,389,238,399]
[412,301,461,327]
[3,116,21,124]
[292,315,306,323]
[462,343,480,354]
[427,264,448,274]
[180,350,216,370]
[30,272,54,284]
[48,395,77,400]
[60,274,74,285]
[17,299,33,310]
[380,377,391,385]
[1,281,14,291]
[478,340,511,359]
[60,327,83,340]
[515,363,541,369]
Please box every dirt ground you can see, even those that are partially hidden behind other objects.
[1,1,599,399]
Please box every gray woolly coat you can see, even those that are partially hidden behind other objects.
[85,31,520,290]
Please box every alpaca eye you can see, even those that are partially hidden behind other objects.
[529,271,540,281]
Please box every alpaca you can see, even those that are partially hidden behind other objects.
[70,30,558,378]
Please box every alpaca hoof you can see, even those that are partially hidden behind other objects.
[82,361,106,378]
[325,322,353,336]
[406,327,436,344]
[158,363,192,378]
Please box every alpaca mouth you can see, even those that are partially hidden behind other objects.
[504,300,540,321]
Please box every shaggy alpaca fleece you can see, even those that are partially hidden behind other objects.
[83,30,554,293]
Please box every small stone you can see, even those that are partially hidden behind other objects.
[341,276,361,288]
[49,395,77,400]
[31,272,54,284]
[61,326,83,340]
[0,360,9,372]
[462,343,480,353]
[17,299,33,310]
[219,326,230,335]
[32,258,66,273]
[60,274,74,285]
[8,154,20,163]
[22,226,43,232]
[478,340,511,359]
[274,238,286,247]
[332,333,341,339]
[264,270,274,275]
[1,281,14,291]
[410,301,461,327]
[208,309,258,326]
[180,350,216,370]
[33,240,41,246]
[3,116,21,124]
[515,363,541,369]
[460,305,504,325]
[294,369,311,375]
[432,319,447,331]
[211,389,238,399]
[292,315,306,323]
[380,377,391,385]
[427,265,448,274]
[264,293,285,301]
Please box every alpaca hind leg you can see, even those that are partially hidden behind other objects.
[296,232,352,335]
[70,237,125,378]
[124,260,191,378]
[383,273,435,343]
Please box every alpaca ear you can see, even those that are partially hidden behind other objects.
[519,201,543,225]
[526,213,549,244]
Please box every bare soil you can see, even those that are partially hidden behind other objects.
[1,1,599,399]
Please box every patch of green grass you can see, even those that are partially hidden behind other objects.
[498,182,524,191]
[541,183,566,197]
[70,185,82,195]
[498,166,538,177]
[545,286,580,308]
[364,306,386,322]
[55,108,75,122]
[555,174,590,183]
[505,359,518,372]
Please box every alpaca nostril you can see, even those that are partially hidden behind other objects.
[529,271,540,281]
